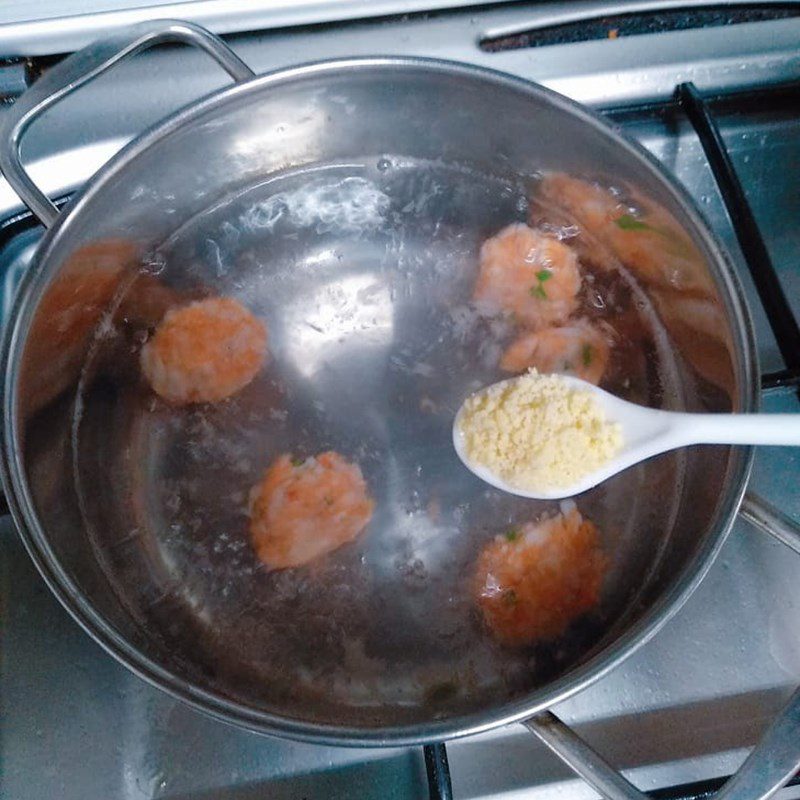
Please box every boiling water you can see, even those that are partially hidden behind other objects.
[74,158,685,725]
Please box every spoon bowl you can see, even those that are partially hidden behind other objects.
[453,374,800,500]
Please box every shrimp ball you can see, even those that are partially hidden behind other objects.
[474,223,581,329]
[22,239,137,413]
[473,503,606,646]
[538,172,709,294]
[249,452,374,569]
[500,319,610,385]
[141,297,267,405]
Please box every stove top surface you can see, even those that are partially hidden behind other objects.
[1,5,799,799]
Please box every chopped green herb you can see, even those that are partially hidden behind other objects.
[291,457,305,467]
[582,343,593,367]
[530,283,548,299]
[505,528,520,542]
[530,269,552,299]
[502,589,518,606]
[615,214,652,232]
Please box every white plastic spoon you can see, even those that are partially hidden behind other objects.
[453,374,800,500]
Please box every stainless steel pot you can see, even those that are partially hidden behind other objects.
[0,20,796,792]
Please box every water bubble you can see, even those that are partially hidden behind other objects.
[590,291,606,309]
[540,222,580,240]
[141,251,166,275]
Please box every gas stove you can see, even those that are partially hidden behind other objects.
[1,3,800,799]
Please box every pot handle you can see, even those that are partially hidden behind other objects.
[523,492,800,800]
[0,19,255,229]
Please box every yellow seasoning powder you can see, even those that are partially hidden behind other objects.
[458,370,623,492]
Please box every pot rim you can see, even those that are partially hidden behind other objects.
[0,55,758,746]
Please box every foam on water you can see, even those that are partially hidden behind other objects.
[240,176,391,235]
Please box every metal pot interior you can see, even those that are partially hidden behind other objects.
[4,60,755,741]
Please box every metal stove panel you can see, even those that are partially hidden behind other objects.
[1,9,799,800]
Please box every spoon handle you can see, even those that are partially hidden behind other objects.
[672,413,800,447]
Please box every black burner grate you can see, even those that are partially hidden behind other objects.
[424,742,453,800]
[677,81,800,397]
